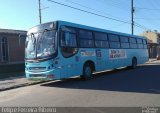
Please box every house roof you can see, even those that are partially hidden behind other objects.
[0,29,27,34]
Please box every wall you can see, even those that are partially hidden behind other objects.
[140,31,159,44]
[0,32,26,73]
[140,31,160,58]
[0,33,25,65]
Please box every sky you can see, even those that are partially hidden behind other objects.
[0,0,160,35]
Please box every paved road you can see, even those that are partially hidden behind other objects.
[0,61,160,107]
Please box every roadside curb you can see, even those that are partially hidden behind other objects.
[0,80,49,92]
[151,60,158,62]
[148,59,158,62]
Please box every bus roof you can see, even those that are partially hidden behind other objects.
[29,20,146,39]
[57,20,145,39]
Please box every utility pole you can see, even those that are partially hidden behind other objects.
[131,0,134,35]
[39,0,42,24]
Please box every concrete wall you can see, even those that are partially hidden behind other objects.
[140,31,159,44]
[140,31,160,58]
[0,33,26,65]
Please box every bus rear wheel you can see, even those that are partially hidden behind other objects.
[131,58,137,69]
[81,63,93,80]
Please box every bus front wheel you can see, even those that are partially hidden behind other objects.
[81,63,93,80]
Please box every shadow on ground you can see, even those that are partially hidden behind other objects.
[41,63,160,94]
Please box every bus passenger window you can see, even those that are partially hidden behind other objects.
[137,38,143,49]
[129,38,137,49]
[108,34,120,49]
[61,31,78,57]
[79,29,94,48]
[143,39,148,49]
[120,36,129,49]
[94,32,108,48]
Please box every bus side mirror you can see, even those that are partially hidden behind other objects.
[19,34,26,46]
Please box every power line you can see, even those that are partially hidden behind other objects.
[135,18,160,20]
[134,3,160,29]
[132,0,160,30]
[134,22,149,30]
[136,7,160,11]
[107,23,127,29]
[47,0,149,31]
[147,0,160,10]
[65,0,149,33]
[134,1,160,30]
[65,0,118,18]
[98,0,130,12]
[64,0,130,24]
[65,0,104,13]
[47,0,131,24]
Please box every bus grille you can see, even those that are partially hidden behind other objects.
[30,74,46,78]
[29,67,46,71]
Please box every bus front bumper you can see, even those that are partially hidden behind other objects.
[25,69,60,80]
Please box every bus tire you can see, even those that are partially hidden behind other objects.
[81,63,93,80]
[130,57,137,69]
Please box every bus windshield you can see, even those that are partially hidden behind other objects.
[25,29,57,59]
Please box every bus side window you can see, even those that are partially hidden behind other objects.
[137,38,143,49]
[79,29,94,48]
[129,37,137,49]
[108,34,120,48]
[94,32,108,48]
[61,31,78,57]
[120,36,130,49]
[143,39,148,49]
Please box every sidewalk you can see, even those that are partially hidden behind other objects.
[149,58,158,62]
[0,74,45,91]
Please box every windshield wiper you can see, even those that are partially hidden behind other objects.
[30,33,37,58]
[31,33,36,46]
[37,29,49,43]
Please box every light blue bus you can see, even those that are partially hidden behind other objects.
[25,20,149,80]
